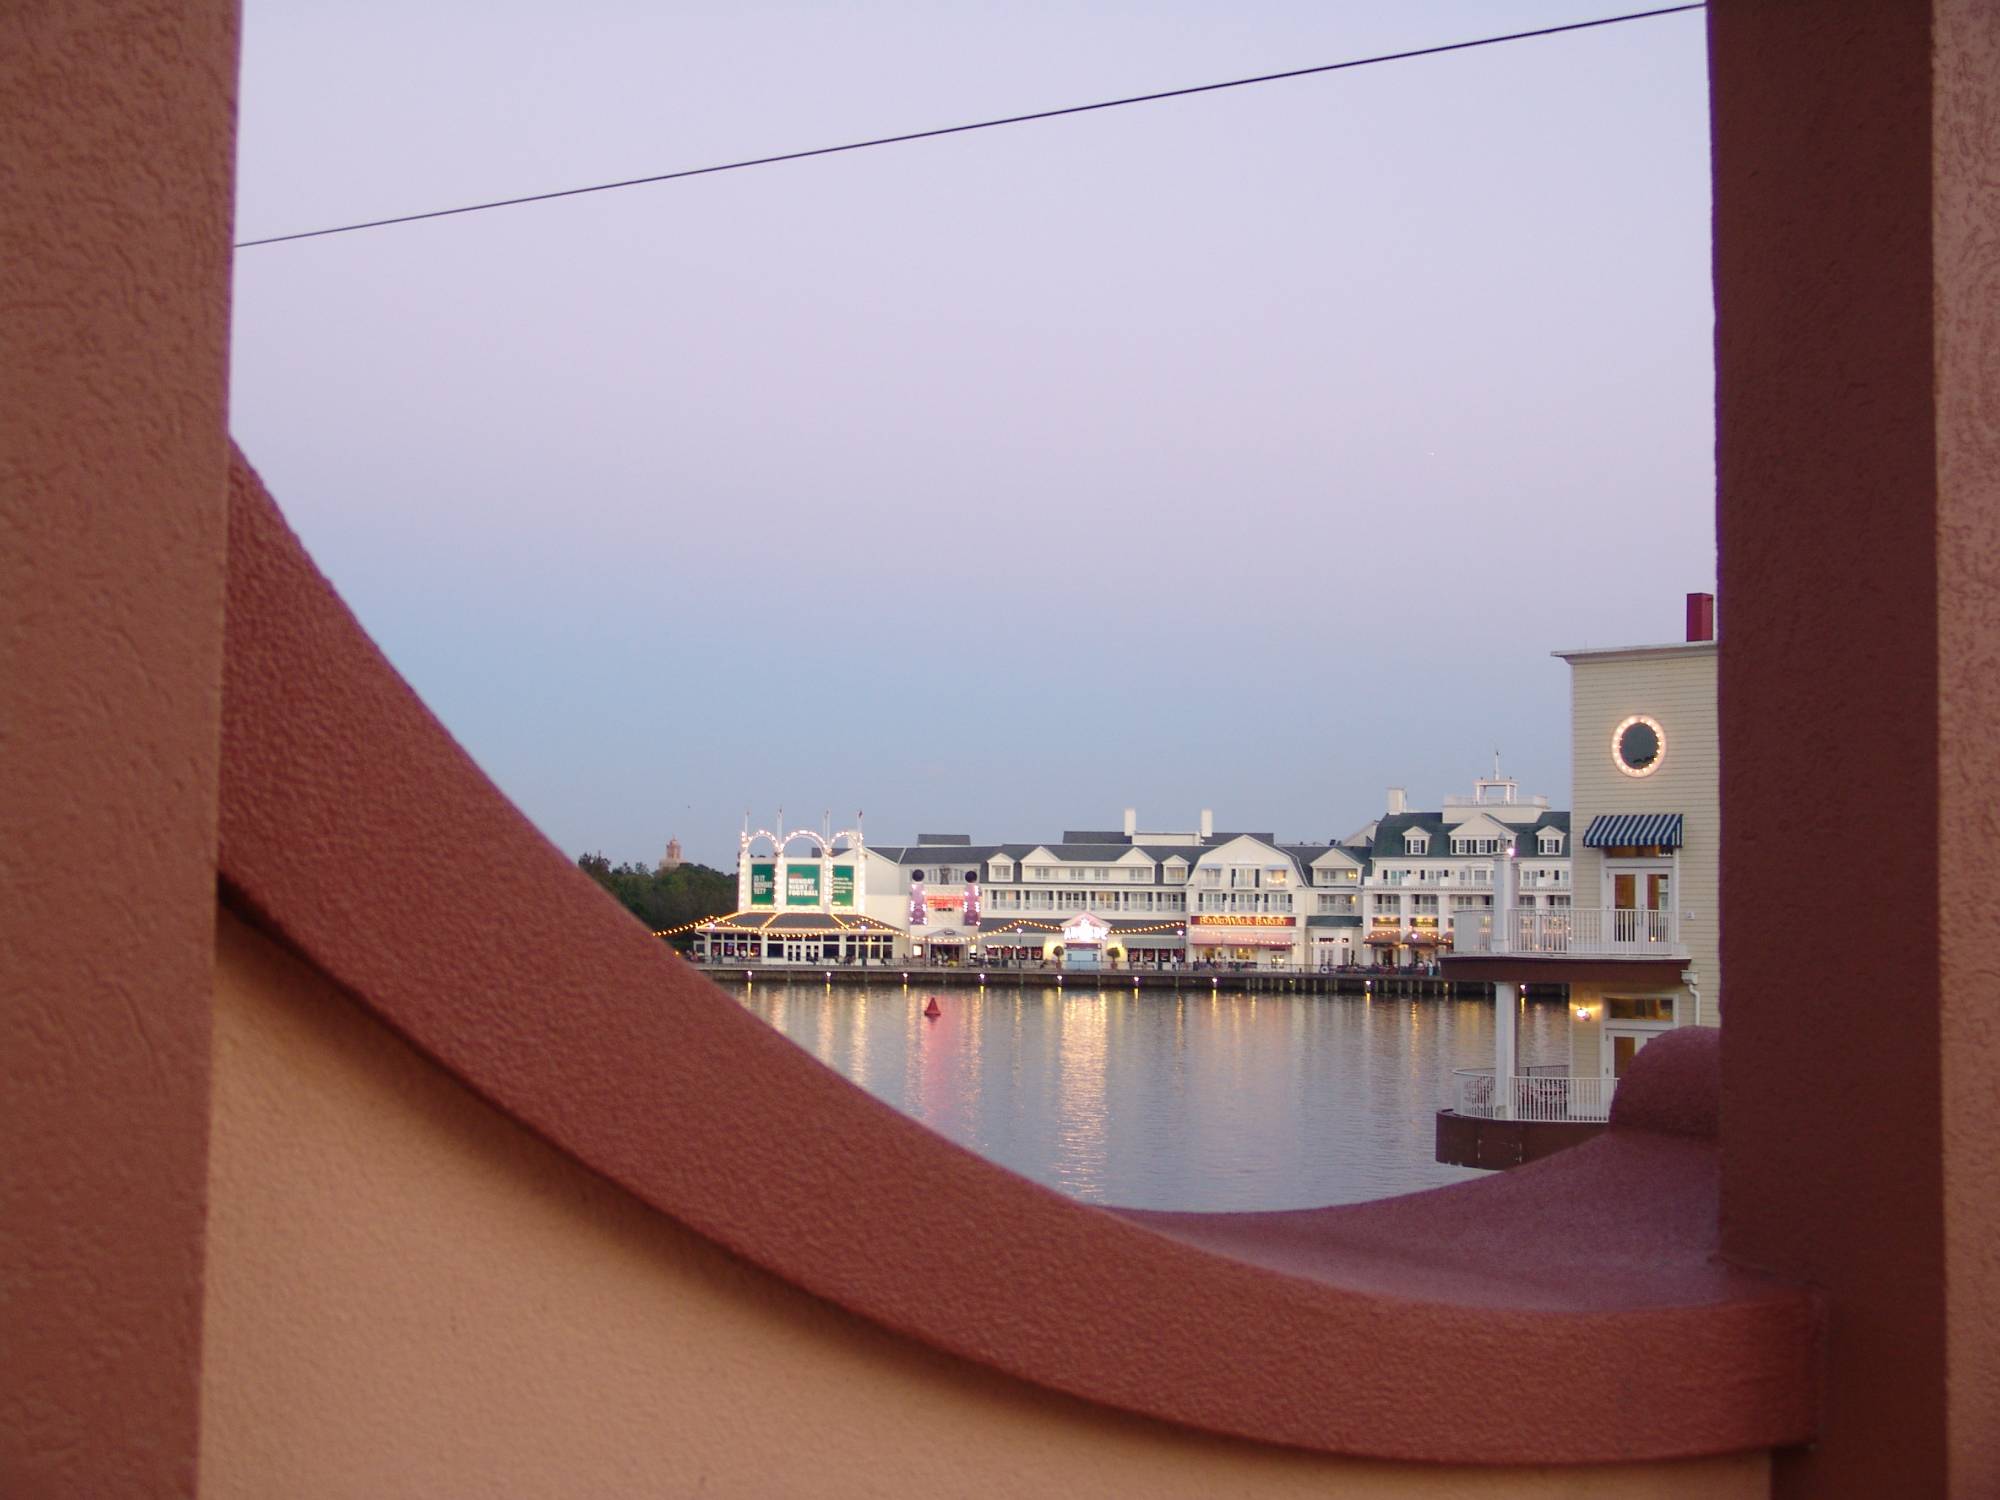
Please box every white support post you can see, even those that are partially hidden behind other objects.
[1494,844,1517,953]
[1495,980,1521,1120]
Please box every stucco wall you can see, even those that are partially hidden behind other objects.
[1933,1,2000,1489]
[202,910,1767,1499]
[0,2,237,1493]
[1568,646,1718,1019]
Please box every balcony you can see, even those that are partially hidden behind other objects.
[1453,1067,1617,1122]
[1450,906,1688,960]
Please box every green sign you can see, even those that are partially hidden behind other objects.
[785,863,821,906]
[749,861,776,907]
[830,865,855,908]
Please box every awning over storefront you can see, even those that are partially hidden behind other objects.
[1189,926,1293,947]
[1582,812,1684,848]
[1365,928,1401,945]
[702,911,898,933]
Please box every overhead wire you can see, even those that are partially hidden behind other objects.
[235,4,1704,249]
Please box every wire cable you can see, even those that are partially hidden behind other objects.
[235,4,1704,249]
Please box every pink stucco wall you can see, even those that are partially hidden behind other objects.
[0,3,237,1494]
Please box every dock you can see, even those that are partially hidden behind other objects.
[690,961,1566,1001]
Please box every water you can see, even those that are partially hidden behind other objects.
[735,979,1568,1212]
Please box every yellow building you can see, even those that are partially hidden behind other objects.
[1442,599,1717,1138]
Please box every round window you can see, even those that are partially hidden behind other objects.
[1612,715,1665,777]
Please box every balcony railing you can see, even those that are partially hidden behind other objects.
[1453,1068,1617,1122]
[1450,906,1687,960]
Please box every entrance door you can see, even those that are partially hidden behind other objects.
[1610,1031,1651,1077]
[1609,867,1672,943]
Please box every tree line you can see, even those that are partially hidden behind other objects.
[577,853,734,948]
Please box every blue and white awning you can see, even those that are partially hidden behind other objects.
[1582,812,1684,849]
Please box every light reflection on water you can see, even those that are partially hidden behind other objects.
[735,980,1567,1212]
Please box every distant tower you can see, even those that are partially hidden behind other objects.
[660,837,683,872]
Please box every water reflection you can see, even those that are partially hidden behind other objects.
[736,980,1567,1212]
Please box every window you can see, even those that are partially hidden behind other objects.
[1537,832,1563,856]
[1608,995,1675,1022]
[1406,834,1429,855]
[1451,837,1501,856]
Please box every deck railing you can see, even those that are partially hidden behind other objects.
[1450,906,1686,959]
[1453,1068,1618,1122]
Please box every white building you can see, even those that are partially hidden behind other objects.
[700,787,1574,973]
[1350,772,1569,970]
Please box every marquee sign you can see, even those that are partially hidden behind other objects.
[1190,914,1296,928]
[1061,914,1109,946]
[830,865,855,908]
[749,861,777,907]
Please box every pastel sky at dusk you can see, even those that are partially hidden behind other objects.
[230,1,1716,870]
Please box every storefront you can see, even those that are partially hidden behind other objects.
[1307,915,1362,969]
[694,911,899,964]
[1365,924,1404,966]
[1187,914,1299,969]
[1059,914,1109,972]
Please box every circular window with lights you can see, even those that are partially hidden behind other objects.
[1612,715,1666,778]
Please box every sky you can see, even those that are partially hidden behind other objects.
[230,1,1717,870]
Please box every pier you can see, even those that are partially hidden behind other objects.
[689,960,1564,1001]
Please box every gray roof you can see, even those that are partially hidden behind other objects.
[1364,809,1569,858]
[867,845,1002,870]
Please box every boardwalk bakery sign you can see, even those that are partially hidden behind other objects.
[1191,914,1296,928]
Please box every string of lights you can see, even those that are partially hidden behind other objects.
[236,4,1703,249]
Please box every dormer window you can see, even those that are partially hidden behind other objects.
[1537,831,1564,856]
[1451,836,1501,856]
[1406,834,1429,856]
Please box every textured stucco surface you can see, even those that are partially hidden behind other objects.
[216,451,1812,1464]
[1934,2,2000,1492]
[1713,1,1998,1496]
[0,2,237,1495]
[203,910,1771,1500]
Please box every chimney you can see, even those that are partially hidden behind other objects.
[1387,787,1407,816]
[1199,808,1214,839]
[1123,807,1137,837]
[1686,591,1716,642]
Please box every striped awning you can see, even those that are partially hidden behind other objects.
[1582,813,1684,849]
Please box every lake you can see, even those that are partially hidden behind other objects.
[734,978,1567,1212]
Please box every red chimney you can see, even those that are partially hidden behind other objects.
[1686,592,1716,642]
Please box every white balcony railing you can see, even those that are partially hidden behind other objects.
[1450,906,1687,959]
[1453,1068,1617,1122]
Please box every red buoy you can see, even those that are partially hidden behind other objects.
[923,997,941,1019]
